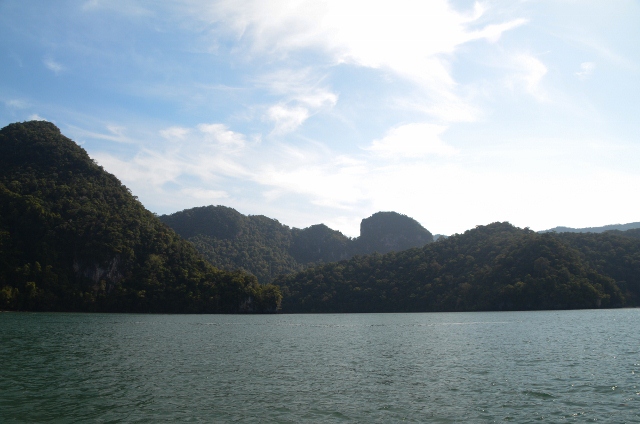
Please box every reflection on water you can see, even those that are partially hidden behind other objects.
[1,310,639,422]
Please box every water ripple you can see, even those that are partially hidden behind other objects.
[1,309,639,422]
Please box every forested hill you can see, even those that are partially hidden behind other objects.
[274,222,640,313]
[540,222,640,233]
[160,207,433,284]
[0,121,281,312]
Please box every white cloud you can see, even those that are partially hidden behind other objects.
[192,0,525,123]
[97,150,184,187]
[6,99,28,109]
[366,123,458,158]
[160,126,191,140]
[90,122,252,194]
[82,0,152,16]
[505,53,548,101]
[197,123,246,149]
[256,160,367,210]
[69,124,132,143]
[256,68,339,133]
[267,104,310,134]
[474,19,528,44]
[576,62,596,80]
[43,57,64,74]
[28,114,48,121]
[181,188,229,200]
[88,116,640,237]
[297,91,338,109]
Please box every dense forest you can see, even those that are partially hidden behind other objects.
[0,121,281,313]
[540,222,640,233]
[274,222,640,313]
[160,207,433,284]
[2,121,638,315]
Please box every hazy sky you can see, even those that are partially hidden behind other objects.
[1,0,639,236]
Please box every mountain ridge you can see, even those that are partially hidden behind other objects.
[160,207,433,284]
[539,222,640,234]
[274,222,640,313]
[0,121,281,312]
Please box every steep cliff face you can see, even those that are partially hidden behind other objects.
[72,256,123,294]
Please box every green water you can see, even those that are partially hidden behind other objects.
[1,310,639,422]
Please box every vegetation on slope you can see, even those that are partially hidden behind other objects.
[0,121,281,312]
[274,222,634,313]
[540,222,640,234]
[160,206,304,285]
[555,231,640,305]
[161,207,433,284]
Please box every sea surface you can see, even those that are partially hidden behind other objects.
[1,309,639,423]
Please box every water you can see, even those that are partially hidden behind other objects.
[1,310,639,423]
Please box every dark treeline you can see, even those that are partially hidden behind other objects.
[274,222,640,313]
[2,121,639,315]
[0,121,281,313]
[161,207,433,284]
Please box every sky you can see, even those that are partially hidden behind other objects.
[1,0,639,237]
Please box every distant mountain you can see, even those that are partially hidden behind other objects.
[540,222,640,234]
[0,121,281,312]
[160,208,433,284]
[352,212,433,255]
[275,222,640,313]
[610,228,640,240]
[160,206,304,285]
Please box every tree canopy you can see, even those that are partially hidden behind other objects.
[0,121,281,312]
[161,207,433,284]
[275,222,637,313]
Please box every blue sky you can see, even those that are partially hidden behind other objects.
[1,0,639,236]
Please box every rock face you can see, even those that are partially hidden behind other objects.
[72,256,123,293]
[354,212,434,255]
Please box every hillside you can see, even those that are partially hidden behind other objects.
[0,121,281,312]
[540,222,640,233]
[352,211,433,255]
[274,222,639,313]
[160,205,304,285]
[160,207,433,284]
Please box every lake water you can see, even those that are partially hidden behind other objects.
[1,310,639,423]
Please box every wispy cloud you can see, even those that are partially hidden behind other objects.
[87,116,640,236]
[366,123,458,158]
[6,0,636,235]
[255,68,338,134]
[5,99,29,109]
[28,114,48,121]
[504,53,548,101]
[266,104,310,135]
[575,62,596,80]
[197,123,247,150]
[82,0,152,16]
[93,122,252,195]
[181,187,229,200]
[190,0,525,124]
[43,57,65,74]
[69,124,133,143]
[160,126,190,140]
